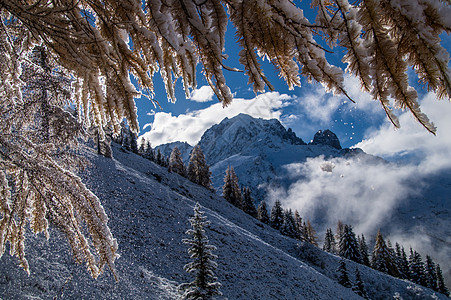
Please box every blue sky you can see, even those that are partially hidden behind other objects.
[136,17,451,164]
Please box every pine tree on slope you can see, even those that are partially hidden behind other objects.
[257,201,270,224]
[338,224,361,263]
[323,228,336,253]
[424,255,437,289]
[130,132,138,154]
[336,221,345,246]
[222,166,241,207]
[120,121,132,151]
[281,209,297,238]
[305,220,318,247]
[436,264,449,296]
[188,146,213,190]
[156,148,163,165]
[358,234,370,266]
[294,210,303,241]
[337,258,352,288]
[138,138,146,156]
[231,168,242,207]
[371,231,398,277]
[300,221,309,242]
[222,166,233,205]
[352,267,368,299]
[168,146,186,176]
[144,141,154,161]
[241,187,257,218]
[394,243,409,279]
[409,249,426,286]
[270,200,284,231]
[179,203,222,300]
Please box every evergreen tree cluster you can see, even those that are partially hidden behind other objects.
[220,167,319,246]
[267,200,318,246]
[221,169,320,246]
[114,134,215,192]
[324,223,449,296]
[222,166,259,218]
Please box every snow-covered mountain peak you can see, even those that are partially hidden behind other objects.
[198,113,305,165]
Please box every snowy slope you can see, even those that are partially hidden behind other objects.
[154,114,451,289]
[0,143,446,299]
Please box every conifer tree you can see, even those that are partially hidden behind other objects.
[156,148,163,165]
[281,209,297,238]
[424,255,437,289]
[188,146,213,190]
[436,264,449,296]
[222,166,241,207]
[323,228,336,254]
[301,221,309,242]
[358,234,370,267]
[338,224,361,263]
[130,132,139,154]
[222,166,233,205]
[371,231,398,277]
[120,121,132,151]
[294,210,303,241]
[305,220,318,247]
[230,169,242,207]
[352,267,368,299]
[336,221,345,246]
[138,138,146,156]
[257,201,270,225]
[168,146,186,176]
[145,141,154,161]
[409,249,426,286]
[387,239,396,269]
[179,203,222,300]
[241,187,257,218]
[270,200,284,231]
[395,243,409,279]
[337,258,352,288]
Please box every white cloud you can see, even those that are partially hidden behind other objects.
[189,85,214,102]
[268,156,418,235]
[355,92,451,173]
[343,75,382,115]
[296,85,342,124]
[140,92,292,146]
[294,75,384,124]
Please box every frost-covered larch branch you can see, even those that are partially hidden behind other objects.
[1,0,449,135]
[0,26,118,279]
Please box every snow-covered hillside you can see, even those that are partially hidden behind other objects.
[155,113,451,289]
[0,144,446,299]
